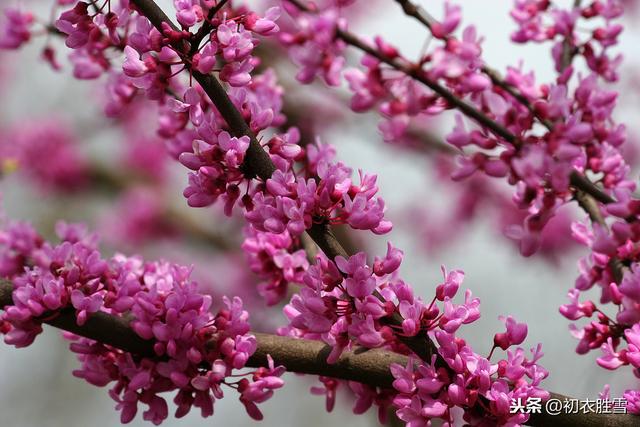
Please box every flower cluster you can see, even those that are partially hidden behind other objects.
[280,247,549,424]
[511,0,623,80]
[246,160,392,237]
[278,0,640,398]
[0,220,284,424]
[280,243,407,362]
[390,279,543,426]
[0,119,90,192]
[54,1,131,79]
[561,223,640,383]
[279,1,347,86]
[242,225,309,306]
[0,7,34,50]
[391,332,548,426]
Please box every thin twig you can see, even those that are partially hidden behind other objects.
[189,0,231,55]
[393,0,555,130]
[287,0,623,215]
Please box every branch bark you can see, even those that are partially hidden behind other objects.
[129,0,438,362]
[1,280,637,426]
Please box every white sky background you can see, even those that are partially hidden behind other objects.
[1,1,640,426]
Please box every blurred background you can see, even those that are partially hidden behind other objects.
[1,0,640,426]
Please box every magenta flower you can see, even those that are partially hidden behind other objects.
[244,7,281,36]
[597,338,626,370]
[55,2,94,49]
[123,46,149,78]
[435,267,464,301]
[0,8,34,49]
[493,315,528,350]
[216,22,254,62]
[174,0,203,28]
[431,2,462,38]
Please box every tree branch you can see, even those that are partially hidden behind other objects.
[287,0,623,218]
[129,0,439,362]
[0,279,403,387]
[393,0,555,130]
[1,280,636,426]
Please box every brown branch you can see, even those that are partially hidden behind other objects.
[0,280,637,426]
[129,0,438,362]
[393,0,555,130]
[0,279,403,387]
[288,0,623,219]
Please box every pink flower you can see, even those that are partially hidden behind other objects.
[431,2,462,38]
[559,289,596,320]
[435,267,463,301]
[244,7,281,36]
[174,0,203,28]
[0,8,34,49]
[55,2,94,49]
[123,46,149,78]
[440,290,480,333]
[625,390,640,414]
[336,253,376,299]
[597,338,626,370]
[493,315,528,350]
[624,324,640,368]
[373,242,404,276]
[71,289,103,326]
[219,58,254,87]
[282,9,346,86]
[217,22,254,62]
[310,377,339,412]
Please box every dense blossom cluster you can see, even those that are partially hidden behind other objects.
[279,1,347,86]
[242,225,308,305]
[281,243,408,360]
[511,0,623,80]
[281,247,548,424]
[245,150,392,236]
[276,0,640,409]
[1,0,639,425]
[392,337,548,426]
[0,219,284,423]
[0,7,33,49]
[0,119,90,192]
